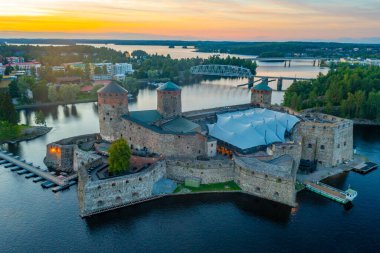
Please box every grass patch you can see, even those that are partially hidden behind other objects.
[0,122,30,142]
[174,180,241,194]
[295,181,305,191]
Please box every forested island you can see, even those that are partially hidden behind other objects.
[2,39,380,58]
[283,64,380,123]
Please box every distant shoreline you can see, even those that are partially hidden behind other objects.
[15,99,97,110]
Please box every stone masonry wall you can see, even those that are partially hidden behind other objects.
[157,90,182,118]
[98,92,129,141]
[234,158,297,207]
[73,147,103,172]
[299,116,353,167]
[166,158,235,184]
[78,161,166,217]
[123,119,207,158]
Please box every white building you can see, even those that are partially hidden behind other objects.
[52,66,65,72]
[113,63,133,75]
[93,63,113,74]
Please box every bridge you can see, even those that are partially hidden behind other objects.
[251,57,336,67]
[190,64,315,90]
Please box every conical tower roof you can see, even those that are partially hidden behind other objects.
[157,81,181,91]
[97,81,128,94]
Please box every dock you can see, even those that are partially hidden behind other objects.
[0,150,77,186]
[305,181,357,204]
[352,162,378,174]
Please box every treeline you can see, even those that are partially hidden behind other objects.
[283,64,380,121]
[0,44,127,66]
[195,41,380,59]
[130,53,257,81]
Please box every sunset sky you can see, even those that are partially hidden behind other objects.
[1,0,380,41]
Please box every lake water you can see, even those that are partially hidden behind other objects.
[1,45,379,252]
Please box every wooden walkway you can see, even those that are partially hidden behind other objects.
[0,151,77,186]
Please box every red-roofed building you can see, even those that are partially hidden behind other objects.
[80,85,93,92]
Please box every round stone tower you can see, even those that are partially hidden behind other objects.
[157,81,182,118]
[97,81,129,141]
[251,78,272,106]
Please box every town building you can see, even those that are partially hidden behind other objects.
[6,56,24,64]
[113,63,133,75]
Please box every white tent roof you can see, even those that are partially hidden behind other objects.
[207,108,300,150]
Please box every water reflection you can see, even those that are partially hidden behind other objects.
[85,193,292,230]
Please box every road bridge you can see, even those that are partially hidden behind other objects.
[190,64,315,90]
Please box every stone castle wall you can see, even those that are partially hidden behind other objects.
[123,119,207,158]
[299,114,353,167]
[78,161,166,217]
[44,134,100,172]
[165,158,235,184]
[234,157,297,207]
[73,148,103,172]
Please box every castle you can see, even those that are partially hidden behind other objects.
[44,79,353,217]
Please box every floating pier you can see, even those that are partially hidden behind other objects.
[0,150,77,187]
[305,181,357,204]
[17,169,29,175]
[25,173,37,179]
[41,181,56,189]
[352,162,378,174]
[33,177,45,183]
[10,166,21,171]
[4,163,14,168]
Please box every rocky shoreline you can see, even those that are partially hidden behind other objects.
[0,126,52,145]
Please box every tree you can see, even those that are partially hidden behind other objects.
[34,111,46,126]
[4,66,13,75]
[59,84,79,103]
[108,138,131,175]
[131,50,148,59]
[48,86,58,102]
[8,80,20,98]
[0,91,19,124]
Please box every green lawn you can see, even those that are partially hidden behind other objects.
[295,181,305,191]
[0,123,30,142]
[174,180,241,194]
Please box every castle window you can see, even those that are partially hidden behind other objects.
[112,183,116,187]
[251,171,254,175]
[277,178,282,183]
[320,145,325,150]
[323,126,326,129]
[112,105,115,108]
[337,144,340,148]
[211,143,214,147]
[106,112,109,115]
[97,186,101,190]
[255,187,261,192]
[125,180,129,184]
[97,200,104,206]
[139,177,142,181]
[308,143,312,148]
[265,175,268,178]
[103,117,105,120]
[344,141,346,146]
[274,192,279,197]
[110,118,112,121]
